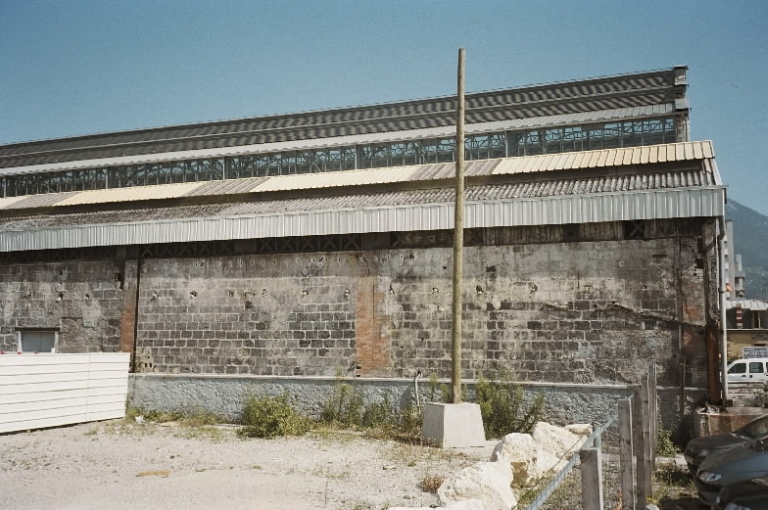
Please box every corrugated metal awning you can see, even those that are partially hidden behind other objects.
[0,185,725,252]
[0,169,719,231]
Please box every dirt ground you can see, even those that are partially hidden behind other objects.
[0,419,494,510]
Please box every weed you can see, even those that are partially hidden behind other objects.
[312,465,351,480]
[656,427,680,457]
[475,374,544,438]
[320,382,365,428]
[125,405,225,427]
[654,461,691,487]
[362,393,396,429]
[419,474,444,494]
[238,394,311,439]
[319,381,424,441]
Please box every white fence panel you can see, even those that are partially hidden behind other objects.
[0,352,130,433]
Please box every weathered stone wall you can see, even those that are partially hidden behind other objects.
[133,221,710,390]
[0,219,711,399]
[0,259,124,352]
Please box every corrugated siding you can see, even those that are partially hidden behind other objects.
[0,103,675,176]
[0,187,725,252]
[0,353,130,433]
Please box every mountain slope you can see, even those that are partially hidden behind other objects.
[725,199,768,300]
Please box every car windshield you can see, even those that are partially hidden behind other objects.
[741,415,768,439]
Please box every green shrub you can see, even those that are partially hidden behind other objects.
[238,394,311,438]
[475,374,545,438]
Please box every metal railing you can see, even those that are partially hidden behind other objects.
[522,412,618,510]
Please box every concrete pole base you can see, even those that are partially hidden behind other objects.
[421,402,486,448]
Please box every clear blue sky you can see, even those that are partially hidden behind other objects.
[1,1,766,214]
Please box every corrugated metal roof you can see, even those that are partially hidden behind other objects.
[0,196,31,209]
[183,176,269,197]
[53,181,206,207]
[0,191,82,211]
[493,141,712,175]
[1,68,681,169]
[726,299,768,311]
[0,169,721,233]
[0,186,724,253]
[0,104,675,177]
[0,141,717,211]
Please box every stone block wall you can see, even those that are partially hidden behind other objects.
[0,219,713,394]
[0,259,124,352]
[135,253,361,376]
[132,220,712,389]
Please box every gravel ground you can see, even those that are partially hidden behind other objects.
[1,420,494,510]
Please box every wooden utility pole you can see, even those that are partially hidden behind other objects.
[451,48,466,404]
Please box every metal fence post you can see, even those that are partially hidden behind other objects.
[649,363,658,467]
[580,447,604,510]
[633,386,649,509]
[619,398,635,510]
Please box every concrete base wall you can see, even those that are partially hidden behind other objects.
[127,373,697,432]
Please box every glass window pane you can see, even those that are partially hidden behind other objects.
[20,331,56,353]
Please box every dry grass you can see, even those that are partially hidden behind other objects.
[419,474,444,494]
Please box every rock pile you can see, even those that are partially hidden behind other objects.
[391,421,592,510]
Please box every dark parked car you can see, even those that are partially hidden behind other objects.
[713,477,768,509]
[685,413,768,473]
[695,438,768,506]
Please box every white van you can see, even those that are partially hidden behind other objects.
[727,358,768,384]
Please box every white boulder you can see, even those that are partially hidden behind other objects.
[490,433,538,487]
[438,461,516,510]
[534,449,568,478]
[532,422,588,458]
[490,432,569,486]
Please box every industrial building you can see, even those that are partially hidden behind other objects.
[0,66,727,422]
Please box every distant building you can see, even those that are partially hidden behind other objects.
[723,221,768,358]
[0,67,727,422]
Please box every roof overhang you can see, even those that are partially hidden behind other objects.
[0,185,725,252]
